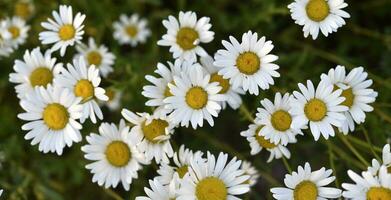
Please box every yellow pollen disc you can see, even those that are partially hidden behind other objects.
[105,141,131,167]
[105,89,115,101]
[271,110,292,132]
[196,177,228,200]
[29,67,53,87]
[142,119,169,143]
[8,26,20,39]
[210,73,230,94]
[43,103,69,130]
[236,52,260,75]
[255,134,277,149]
[176,27,199,50]
[15,2,31,19]
[388,166,391,173]
[304,98,327,122]
[306,0,330,22]
[74,79,94,101]
[185,87,208,110]
[87,51,103,66]
[338,87,354,108]
[125,25,138,38]
[164,84,173,97]
[367,187,391,200]
[176,165,189,178]
[293,181,318,200]
[58,24,76,41]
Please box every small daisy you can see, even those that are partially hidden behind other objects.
[3,16,30,48]
[121,109,175,164]
[164,64,225,129]
[157,11,214,62]
[368,144,391,176]
[54,57,108,123]
[290,80,348,141]
[0,24,13,57]
[82,120,147,191]
[101,87,122,111]
[288,0,350,40]
[342,166,391,199]
[9,47,63,99]
[17,85,83,155]
[200,55,244,109]
[76,38,116,78]
[214,31,280,95]
[113,14,150,46]
[256,92,304,146]
[39,5,85,56]
[271,162,342,199]
[136,178,178,200]
[14,0,35,20]
[241,161,260,187]
[320,66,378,134]
[240,123,292,163]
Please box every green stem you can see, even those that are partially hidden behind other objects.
[281,157,292,173]
[104,188,124,200]
[338,134,370,167]
[346,135,382,152]
[325,140,367,170]
[361,126,381,161]
[326,141,340,187]
[239,104,255,122]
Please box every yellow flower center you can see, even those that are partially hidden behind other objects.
[14,2,31,19]
[74,79,94,101]
[210,73,230,94]
[164,84,173,97]
[58,24,76,41]
[125,25,138,38]
[367,187,391,200]
[176,165,189,178]
[255,134,277,149]
[176,27,199,50]
[8,26,20,39]
[141,119,169,143]
[293,181,318,200]
[195,177,227,200]
[86,51,102,66]
[304,98,327,122]
[105,89,115,101]
[236,52,260,75]
[29,67,53,87]
[43,103,69,130]
[271,110,292,131]
[306,0,330,22]
[337,86,354,108]
[185,87,208,110]
[105,141,131,167]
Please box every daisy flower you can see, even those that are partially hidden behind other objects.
[113,14,150,46]
[288,0,350,40]
[136,178,178,200]
[240,123,292,163]
[101,87,122,111]
[14,0,35,20]
[214,31,280,95]
[368,144,391,176]
[9,47,63,99]
[121,109,175,164]
[39,5,85,56]
[320,66,378,134]
[54,57,108,123]
[157,11,214,62]
[290,80,348,141]
[342,166,391,199]
[17,86,83,155]
[76,38,116,78]
[0,24,13,57]
[256,92,304,146]
[241,161,260,187]
[271,162,342,199]
[3,16,29,48]
[164,64,225,129]
[177,152,250,200]
[82,120,147,191]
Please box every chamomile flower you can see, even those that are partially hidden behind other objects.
[342,166,391,199]
[101,87,122,111]
[14,0,35,20]
[3,16,29,48]
[240,123,292,163]
[17,86,83,155]
[288,0,350,40]
[256,93,304,146]
[113,14,150,46]
[368,144,391,176]
[0,25,13,57]
[164,65,225,129]
[9,47,63,99]
[290,80,348,141]
[39,5,85,56]
[157,11,214,62]
[76,38,115,78]
[121,109,175,164]
[241,161,260,187]
[82,120,147,191]
[54,57,108,123]
[320,66,378,134]
[214,31,280,95]
[136,178,178,200]
[271,162,342,199]
[200,55,244,109]
[177,152,250,200]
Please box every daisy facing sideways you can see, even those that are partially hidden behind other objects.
[368,144,391,176]
[241,161,260,187]
[113,14,150,46]
[3,16,30,48]
[271,162,342,200]
[136,178,178,200]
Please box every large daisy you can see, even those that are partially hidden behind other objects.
[113,14,150,46]
[271,162,342,199]
[3,16,30,48]
[288,0,350,40]
[214,31,280,95]
[17,85,83,155]
[157,11,214,62]
[136,178,178,200]
[290,80,348,141]
[39,5,85,56]
[320,66,378,134]
[368,144,391,176]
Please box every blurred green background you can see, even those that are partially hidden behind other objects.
[0,0,390,199]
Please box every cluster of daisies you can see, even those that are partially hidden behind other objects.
[0,15,30,58]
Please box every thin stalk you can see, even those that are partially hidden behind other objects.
[346,135,382,152]
[361,126,381,161]
[338,134,370,167]
[325,141,367,170]
[239,104,255,122]
[104,188,124,200]
[327,141,340,187]
[281,157,292,173]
